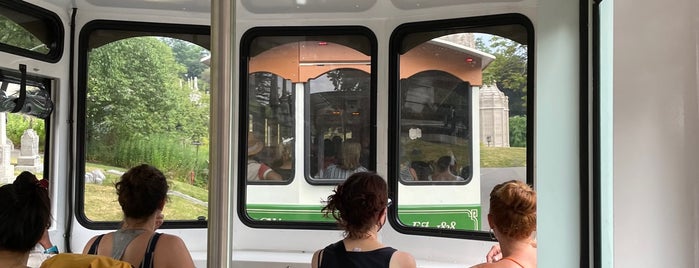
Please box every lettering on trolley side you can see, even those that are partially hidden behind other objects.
[411,221,457,229]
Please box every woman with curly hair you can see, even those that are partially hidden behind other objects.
[311,172,415,268]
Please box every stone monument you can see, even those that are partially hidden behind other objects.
[0,113,15,184]
[16,129,42,172]
[479,84,510,147]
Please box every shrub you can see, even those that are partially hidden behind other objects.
[509,115,526,147]
[87,134,208,186]
[6,113,46,149]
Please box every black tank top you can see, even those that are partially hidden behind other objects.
[319,240,397,268]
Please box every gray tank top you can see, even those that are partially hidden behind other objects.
[111,229,145,260]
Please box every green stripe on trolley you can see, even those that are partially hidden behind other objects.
[247,204,481,231]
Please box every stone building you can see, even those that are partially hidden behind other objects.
[479,84,510,147]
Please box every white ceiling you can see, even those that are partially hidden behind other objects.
[74,0,210,13]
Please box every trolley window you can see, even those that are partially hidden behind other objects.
[77,21,210,229]
[0,68,52,185]
[389,14,534,239]
[239,26,376,227]
[0,1,63,62]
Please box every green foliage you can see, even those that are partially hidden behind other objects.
[87,134,209,186]
[0,16,49,53]
[477,36,528,116]
[327,69,369,91]
[84,36,211,189]
[509,115,527,147]
[162,38,209,80]
[87,37,190,142]
[5,113,45,149]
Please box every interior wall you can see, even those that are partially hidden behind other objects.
[535,0,580,267]
[614,0,698,267]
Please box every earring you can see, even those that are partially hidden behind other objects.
[489,229,496,240]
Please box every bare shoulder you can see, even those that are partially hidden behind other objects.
[82,232,113,254]
[390,250,416,268]
[154,234,195,268]
[81,235,99,254]
[311,249,323,268]
[470,262,509,268]
[156,233,188,247]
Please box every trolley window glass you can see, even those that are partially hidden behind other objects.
[239,26,376,227]
[0,68,52,184]
[0,1,63,62]
[389,14,534,239]
[77,21,210,229]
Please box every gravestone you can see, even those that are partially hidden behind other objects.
[16,129,42,172]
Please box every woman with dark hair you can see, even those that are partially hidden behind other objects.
[431,155,464,181]
[0,171,51,268]
[82,164,195,268]
[472,180,536,268]
[311,172,415,268]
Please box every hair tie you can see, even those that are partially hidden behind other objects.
[36,179,49,190]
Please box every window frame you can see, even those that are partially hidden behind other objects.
[76,20,210,230]
[238,26,378,228]
[0,0,63,62]
[0,67,53,179]
[387,13,535,240]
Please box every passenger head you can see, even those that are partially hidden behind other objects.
[435,155,455,172]
[0,171,50,253]
[116,164,169,219]
[277,139,293,162]
[340,142,362,170]
[488,180,536,240]
[322,172,388,239]
[410,161,431,181]
[248,134,264,157]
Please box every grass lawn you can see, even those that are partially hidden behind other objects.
[403,139,526,168]
[480,146,526,167]
[83,163,208,222]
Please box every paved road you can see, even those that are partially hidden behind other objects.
[479,167,527,230]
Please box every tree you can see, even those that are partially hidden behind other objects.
[477,36,528,116]
[162,38,209,81]
[326,68,369,92]
[86,37,189,143]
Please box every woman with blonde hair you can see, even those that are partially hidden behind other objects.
[321,141,367,179]
[472,180,536,268]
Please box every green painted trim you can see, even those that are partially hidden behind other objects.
[246,204,481,230]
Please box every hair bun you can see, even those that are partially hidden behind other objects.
[13,171,40,195]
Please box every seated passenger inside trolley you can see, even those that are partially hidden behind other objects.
[431,155,465,181]
[247,134,283,181]
[321,141,367,180]
[271,138,294,180]
[409,161,432,181]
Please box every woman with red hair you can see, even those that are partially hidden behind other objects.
[472,180,536,268]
